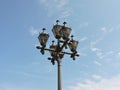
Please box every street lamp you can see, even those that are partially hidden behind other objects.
[59,21,71,40]
[38,28,49,54]
[36,20,79,90]
[68,35,79,60]
[52,20,62,39]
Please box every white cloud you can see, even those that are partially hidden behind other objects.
[39,0,71,19]
[58,10,71,19]
[90,34,114,59]
[106,51,114,55]
[22,72,42,79]
[79,52,87,56]
[91,47,100,52]
[79,37,88,42]
[116,24,120,30]
[90,26,115,53]
[30,26,39,36]
[90,40,105,59]
[89,25,117,59]
[57,0,68,9]
[79,22,89,29]
[116,51,120,58]
[92,74,102,80]
[101,27,114,33]
[118,52,120,56]
[101,27,107,32]
[93,61,102,66]
[96,51,104,59]
[65,74,120,90]
[0,84,41,90]
[40,0,68,9]
[94,50,114,60]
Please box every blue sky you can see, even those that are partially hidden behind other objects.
[0,0,120,90]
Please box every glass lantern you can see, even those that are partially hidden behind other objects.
[38,28,49,47]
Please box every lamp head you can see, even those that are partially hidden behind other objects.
[38,28,49,47]
[68,35,79,52]
[52,20,62,39]
[59,22,71,40]
[49,41,57,58]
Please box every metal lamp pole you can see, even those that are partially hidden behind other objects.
[57,59,62,90]
[36,20,79,90]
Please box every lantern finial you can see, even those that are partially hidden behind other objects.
[63,22,67,26]
[56,20,59,25]
[71,35,74,40]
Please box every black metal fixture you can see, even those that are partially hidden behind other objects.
[36,20,79,90]
[37,28,49,54]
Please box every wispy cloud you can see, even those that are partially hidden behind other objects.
[0,84,41,90]
[30,26,39,36]
[58,10,71,19]
[116,51,120,58]
[91,48,114,59]
[79,37,88,42]
[22,72,42,79]
[64,74,120,90]
[57,0,68,9]
[116,24,120,30]
[90,40,104,59]
[40,0,68,9]
[93,60,102,66]
[78,24,119,61]
[92,74,102,80]
[39,0,72,19]
[91,47,100,52]
[101,27,114,33]
[89,26,115,59]
[79,22,89,29]
[117,52,120,56]
[79,52,87,56]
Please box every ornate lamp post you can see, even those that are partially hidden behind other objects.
[36,20,79,90]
